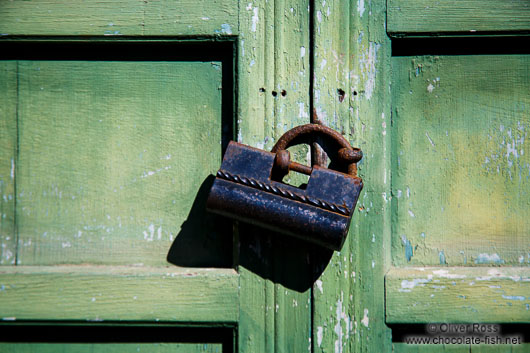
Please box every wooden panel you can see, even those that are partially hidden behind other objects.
[311,0,393,352]
[0,62,17,265]
[391,55,530,266]
[0,266,238,322]
[386,267,530,323]
[237,1,312,352]
[0,343,222,353]
[15,61,222,266]
[387,0,530,35]
[0,0,238,36]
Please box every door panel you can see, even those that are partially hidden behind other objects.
[385,1,530,351]
[16,60,222,266]
[387,55,530,326]
[0,40,237,351]
[1,0,317,351]
[391,55,530,267]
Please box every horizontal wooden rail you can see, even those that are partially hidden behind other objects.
[386,266,530,323]
[0,0,238,36]
[0,266,239,323]
[387,0,530,36]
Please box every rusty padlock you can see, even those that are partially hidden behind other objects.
[206,124,363,251]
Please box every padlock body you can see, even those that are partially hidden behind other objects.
[206,141,363,250]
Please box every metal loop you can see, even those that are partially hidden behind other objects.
[271,124,362,176]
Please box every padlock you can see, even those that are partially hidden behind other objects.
[206,124,363,251]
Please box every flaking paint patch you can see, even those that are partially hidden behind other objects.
[359,42,379,100]
[432,269,466,279]
[475,268,523,282]
[425,132,435,147]
[298,102,309,118]
[334,296,345,353]
[357,0,365,17]
[399,278,431,292]
[251,7,259,32]
[361,308,369,327]
[143,224,155,242]
[220,23,232,35]
[401,235,413,261]
[502,295,525,301]
[316,279,323,293]
[475,253,505,264]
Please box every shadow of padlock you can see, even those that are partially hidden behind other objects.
[206,124,363,251]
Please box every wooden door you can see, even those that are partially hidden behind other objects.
[2,1,529,352]
[310,1,530,352]
[386,1,530,352]
[0,1,315,352]
[0,2,237,352]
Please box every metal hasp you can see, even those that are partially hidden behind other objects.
[206,124,363,251]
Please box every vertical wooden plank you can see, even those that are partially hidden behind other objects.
[0,61,17,265]
[311,2,354,352]
[312,0,392,352]
[238,0,311,351]
[16,61,223,266]
[237,2,275,350]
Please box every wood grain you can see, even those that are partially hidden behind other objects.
[0,0,238,36]
[391,55,530,267]
[0,62,17,265]
[387,0,530,35]
[312,0,393,352]
[0,266,238,322]
[386,267,530,323]
[15,61,223,266]
[237,1,312,352]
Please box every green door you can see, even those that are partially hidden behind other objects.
[0,1,312,352]
[1,1,529,352]
[310,1,530,352]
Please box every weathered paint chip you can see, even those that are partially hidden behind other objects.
[361,308,369,327]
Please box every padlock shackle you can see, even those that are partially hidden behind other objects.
[271,123,362,176]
